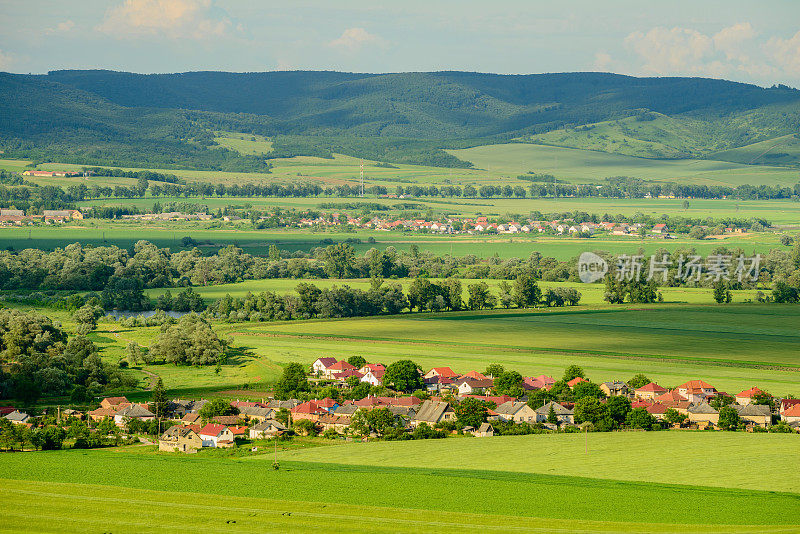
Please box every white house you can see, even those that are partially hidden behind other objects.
[198,423,234,447]
[312,357,338,376]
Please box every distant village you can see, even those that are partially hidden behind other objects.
[0,206,748,239]
[3,359,797,454]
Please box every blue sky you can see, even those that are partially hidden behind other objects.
[1,0,799,87]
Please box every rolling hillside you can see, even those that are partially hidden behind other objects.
[1,69,799,169]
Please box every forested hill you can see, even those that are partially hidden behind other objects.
[1,69,800,169]
[42,70,800,138]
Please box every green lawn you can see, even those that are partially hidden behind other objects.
[278,431,800,494]
[1,447,798,530]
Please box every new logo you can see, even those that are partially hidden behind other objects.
[578,252,607,283]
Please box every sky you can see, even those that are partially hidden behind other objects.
[1,0,799,87]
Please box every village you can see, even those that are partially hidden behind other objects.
[3,358,797,454]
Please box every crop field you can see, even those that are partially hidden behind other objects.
[0,445,798,531]
[447,143,800,187]
[223,305,800,396]
[0,222,786,260]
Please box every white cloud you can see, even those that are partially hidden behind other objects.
[46,20,76,35]
[621,23,798,82]
[624,27,714,75]
[713,22,756,61]
[0,50,13,71]
[328,27,381,51]
[764,31,800,77]
[97,0,232,40]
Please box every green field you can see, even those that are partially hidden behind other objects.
[217,305,800,397]
[710,134,800,166]
[278,432,800,494]
[447,143,800,187]
[1,435,798,531]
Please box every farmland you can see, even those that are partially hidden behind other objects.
[1,439,799,531]
[447,143,800,187]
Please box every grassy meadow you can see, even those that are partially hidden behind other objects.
[1,439,798,530]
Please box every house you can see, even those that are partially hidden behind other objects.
[735,387,766,405]
[655,389,688,403]
[249,419,287,439]
[360,368,385,386]
[492,401,537,423]
[325,360,357,378]
[237,406,275,422]
[652,223,668,234]
[312,357,338,376]
[780,404,800,424]
[456,377,495,396]
[317,414,351,433]
[212,415,241,426]
[779,399,800,414]
[198,423,234,447]
[100,396,129,410]
[687,402,719,426]
[733,404,771,428]
[424,375,455,393]
[158,426,202,453]
[180,413,201,425]
[461,370,490,380]
[599,381,631,397]
[114,404,155,427]
[645,404,668,421]
[424,367,459,379]
[676,380,717,403]
[43,209,83,221]
[88,407,117,422]
[535,401,574,424]
[4,410,30,425]
[291,401,329,421]
[411,401,455,428]
[567,377,588,389]
[475,422,494,437]
[635,382,667,400]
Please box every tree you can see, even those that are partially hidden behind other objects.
[467,281,496,310]
[512,274,541,308]
[275,363,310,399]
[689,226,707,240]
[199,398,238,421]
[322,243,355,278]
[664,408,687,426]
[606,396,632,425]
[713,279,730,304]
[562,365,585,382]
[573,398,608,427]
[497,280,514,308]
[494,371,523,396]
[547,404,558,425]
[350,407,395,436]
[573,381,606,400]
[627,374,651,389]
[347,355,366,369]
[293,418,318,436]
[625,407,656,429]
[484,363,505,378]
[149,314,225,366]
[526,388,556,409]
[382,360,423,393]
[454,398,490,428]
[73,303,103,334]
[718,406,740,430]
[150,377,168,419]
